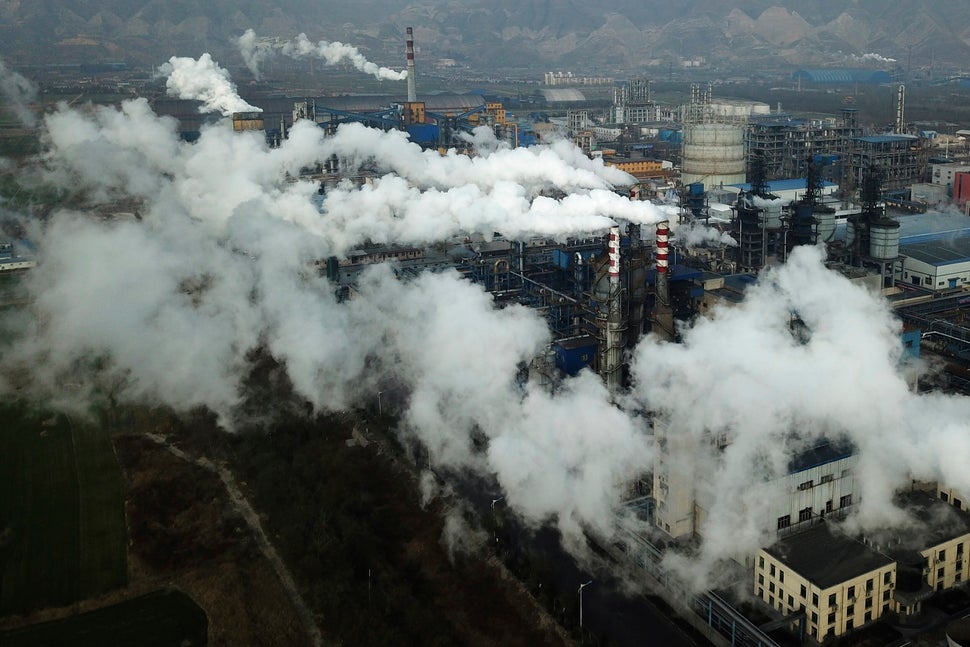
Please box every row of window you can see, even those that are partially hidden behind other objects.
[940,491,965,509]
[796,471,844,491]
[777,496,853,529]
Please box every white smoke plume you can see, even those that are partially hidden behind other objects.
[0,57,38,127]
[842,51,897,65]
[159,54,261,116]
[237,29,407,82]
[7,63,970,600]
[673,222,737,248]
[630,245,970,587]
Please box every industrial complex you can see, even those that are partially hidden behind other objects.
[9,23,970,647]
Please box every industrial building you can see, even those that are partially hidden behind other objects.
[747,108,863,181]
[850,134,926,192]
[754,487,970,642]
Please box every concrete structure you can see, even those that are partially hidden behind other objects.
[681,123,746,187]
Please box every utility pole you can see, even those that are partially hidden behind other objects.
[579,580,593,628]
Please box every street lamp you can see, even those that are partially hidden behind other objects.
[578,579,593,628]
[377,390,382,417]
[490,497,504,544]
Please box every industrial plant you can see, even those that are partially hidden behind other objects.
[8,18,970,647]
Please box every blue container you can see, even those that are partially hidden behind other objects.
[406,123,440,145]
[554,336,598,376]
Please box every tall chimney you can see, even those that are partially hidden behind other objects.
[406,27,417,103]
[656,221,669,305]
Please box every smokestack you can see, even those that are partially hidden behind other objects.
[656,220,669,291]
[602,225,625,393]
[406,27,417,103]
[654,221,674,342]
[608,225,620,288]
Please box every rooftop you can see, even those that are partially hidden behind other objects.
[766,522,893,589]
[726,179,837,193]
[787,440,854,474]
[901,235,970,267]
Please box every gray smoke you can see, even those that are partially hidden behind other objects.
[0,57,38,127]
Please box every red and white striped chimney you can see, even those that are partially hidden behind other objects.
[406,27,417,103]
[608,225,621,285]
[656,221,669,275]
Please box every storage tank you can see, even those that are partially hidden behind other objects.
[869,217,900,260]
[816,209,836,242]
[681,123,746,187]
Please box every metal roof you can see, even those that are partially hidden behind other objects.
[853,134,918,144]
[792,69,893,84]
[901,235,970,267]
[727,178,837,192]
[540,88,587,102]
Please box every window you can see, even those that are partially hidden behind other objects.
[769,596,775,607]
[827,612,836,625]
[865,611,872,623]
[801,584,807,598]
[780,570,785,583]
[956,498,964,509]
[759,587,764,598]
[788,594,794,607]
[811,611,818,624]
[958,543,964,556]
[866,596,873,609]
[847,604,854,616]
[770,582,775,593]
[826,499,833,513]
[883,590,890,601]
[799,507,813,522]
[770,564,776,576]
[759,556,765,569]
[777,515,791,529]
[820,474,833,484]
[798,479,814,491]
[813,593,819,606]
[842,468,852,478]
[939,549,946,561]
[883,604,889,615]
[840,494,853,508]
[866,578,873,592]
[758,574,764,585]
[828,593,837,608]
[942,492,950,502]
[938,567,945,579]
[884,571,892,585]
[848,585,855,600]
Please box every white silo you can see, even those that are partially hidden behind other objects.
[681,123,746,187]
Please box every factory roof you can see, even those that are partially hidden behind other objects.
[890,490,970,550]
[792,69,893,84]
[766,523,893,589]
[901,235,970,267]
[853,134,918,144]
[787,440,854,474]
[897,211,970,243]
[540,88,587,103]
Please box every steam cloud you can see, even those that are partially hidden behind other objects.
[237,29,408,82]
[159,54,261,116]
[5,59,970,597]
[0,57,38,127]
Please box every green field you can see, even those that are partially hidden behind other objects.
[0,403,127,615]
[0,588,207,647]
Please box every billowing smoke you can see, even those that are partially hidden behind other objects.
[7,59,970,600]
[159,54,261,116]
[3,75,652,551]
[0,57,37,127]
[630,245,970,587]
[237,29,407,82]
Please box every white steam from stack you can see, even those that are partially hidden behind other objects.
[237,29,408,82]
[158,54,260,116]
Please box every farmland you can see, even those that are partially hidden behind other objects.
[0,403,127,615]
